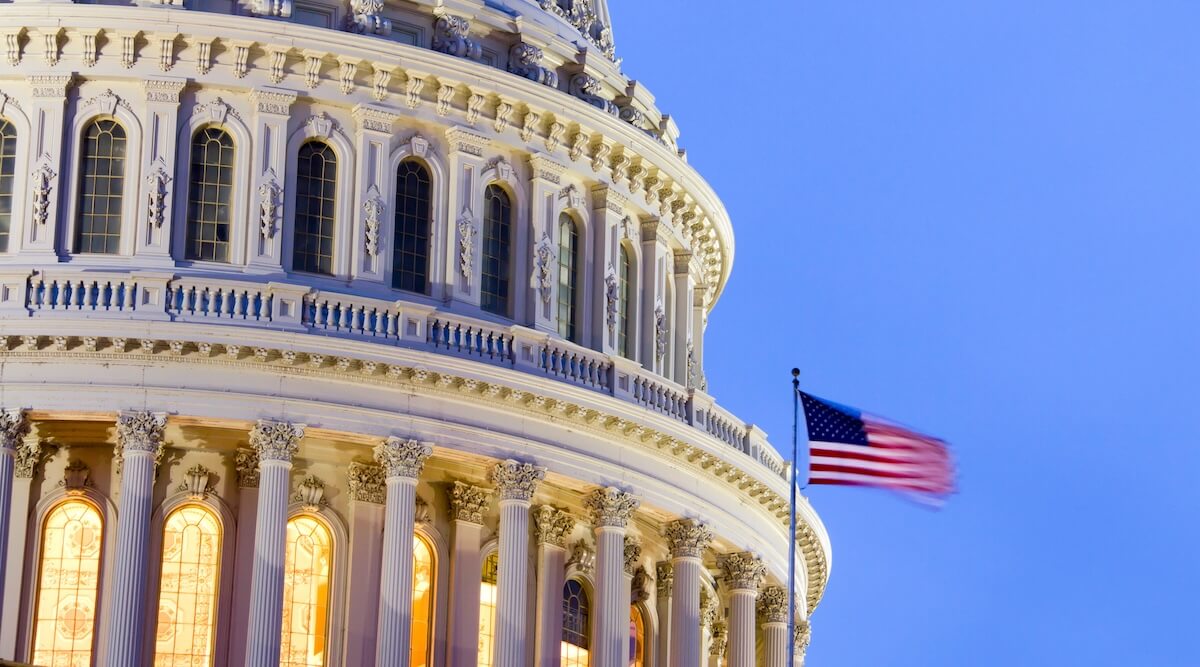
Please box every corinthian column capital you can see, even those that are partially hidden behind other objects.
[0,409,29,451]
[720,551,767,591]
[757,586,789,624]
[664,518,713,559]
[374,436,433,479]
[489,459,546,502]
[533,505,575,547]
[584,486,640,528]
[116,411,167,454]
[249,420,305,462]
[449,481,491,523]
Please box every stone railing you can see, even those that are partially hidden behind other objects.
[0,268,785,479]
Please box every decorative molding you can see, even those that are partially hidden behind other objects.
[415,497,432,524]
[30,161,55,227]
[528,153,566,184]
[584,486,640,528]
[115,411,167,459]
[604,264,618,341]
[249,420,305,463]
[720,551,767,591]
[60,459,92,494]
[445,126,489,156]
[534,232,555,306]
[348,461,385,503]
[457,208,476,289]
[346,0,391,35]
[794,619,812,655]
[143,77,186,104]
[757,586,788,624]
[449,481,490,524]
[489,459,546,502]
[0,409,29,453]
[655,561,673,597]
[362,184,385,257]
[508,43,557,87]
[709,620,728,656]
[373,436,432,479]
[15,437,49,479]
[663,519,712,559]
[258,169,283,239]
[623,536,642,574]
[569,74,617,115]
[654,303,667,363]
[178,464,215,500]
[249,88,297,116]
[432,15,481,60]
[294,475,326,509]
[520,110,541,143]
[631,565,650,603]
[533,505,574,547]
[566,539,595,573]
[145,161,171,228]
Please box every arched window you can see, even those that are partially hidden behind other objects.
[30,499,104,666]
[292,141,338,275]
[75,118,128,254]
[618,245,632,358]
[154,505,222,665]
[557,213,579,342]
[629,605,646,667]
[481,185,512,316]
[0,118,16,253]
[281,514,334,667]
[412,532,436,667]
[392,160,432,293]
[478,552,499,667]
[185,127,236,262]
[561,579,590,667]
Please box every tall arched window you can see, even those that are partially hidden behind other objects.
[281,514,334,667]
[478,552,499,667]
[30,499,104,666]
[154,505,222,665]
[412,533,436,667]
[0,118,16,252]
[393,160,432,293]
[618,245,632,358]
[185,127,236,262]
[75,118,127,254]
[292,141,338,275]
[629,605,646,667]
[481,185,512,316]
[557,213,579,342]
[561,580,591,667]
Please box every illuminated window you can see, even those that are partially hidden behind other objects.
[478,552,499,667]
[480,185,512,316]
[556,213,579,342]
[281,515,333,667]
[75,118,127,254]
[561,580,590,667]
[292,141,338,275]
[30,499,104,666]
[392,160,432,293]
[153,505,222,666]
[618,246,632,358]
[0,118,16,253]
[185,127,236,262]
[629,605,645,667]
[411,533,435,667]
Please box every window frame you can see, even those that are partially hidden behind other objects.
[480,183,515,318]
[0,107,31,254]
[172,107,253,266]
[282,122,354,280]
[390,158,434,295]
[279,503,348,667]
[183,127,238,264]
[63,106,142,259]
[556,212,580,342]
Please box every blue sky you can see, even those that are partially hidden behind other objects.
[612,2,1200,664]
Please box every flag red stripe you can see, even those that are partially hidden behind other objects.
[810,462,951,481]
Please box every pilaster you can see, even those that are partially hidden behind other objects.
[0,410,28,648]
[344,462,386,667]
[246,87,298,271]
[671,251,695,386]
[639,217,670,373]
[226,447,261,666]
[533,505,574,667]
[136,77,186,262]
[21,75,73,257]
[655,561,673,667]
[590,186,629,354]
[351,104,402,283]
[444,126,490,309]
[527,153,567,332]
[447,481,491,667]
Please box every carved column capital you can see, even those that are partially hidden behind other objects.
[709,620,728,656]
[720,551,767,591]
[347,462,385,504]
[623,536,642,575]
[489,459,545,502]
[794,619,812,654]
[0,409,29,451]
[449,481,491,523]
[757,586,789,624]
[234,447,260,488]
[373,437,433,479]
[249,420,304,463]
[655,561,673,598]
[533,505,574,547]
[584,486,640,528]
[445,125,490,157]
[663,518,713,559]
[116,411,167,455]
[249,87,298,115]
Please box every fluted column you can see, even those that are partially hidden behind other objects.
[374,437,434,667]
[1,423,42,661]
[447,482,491,667]
[655,562,673,667]
[584,487,640,667]
[793,619,811,667]
[664,519,712,667]
[0,410,28,638]
[243,421,305,667]
[700,588,718,667]
[758,587,789,667]
[489,460,546,667]
[103,411,167,667]
[533,506,575,667]
[720,553,766,667]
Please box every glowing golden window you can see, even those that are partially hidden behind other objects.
[477,552,499,667]
[281,514,333,667]
[629,605,645,667]
[561,580,590,667]
[411,533,435,667]
[153,505,222,666]
[30,499,104,666]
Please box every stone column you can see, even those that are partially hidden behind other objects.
[664,519,712,667]
[102,412,167,667]
[583,488,640,667]
[720,553,766,667]
[0,411,28,639]
[757,587,788,667]
[532,505,574,667]
[243,421,305,667]
[345,463,386,667]
[446,481,491,667]
[374,438,434,667]
[655,562,672,667]
[793,620,811,667]
[0,423,42,661]
[489,460,546,667]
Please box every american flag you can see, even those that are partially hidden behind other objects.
[801,391,956,503]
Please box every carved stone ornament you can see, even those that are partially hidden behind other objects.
[539,0,616,61]
[489,459,546,501]
[655,561,673,597]
[584,486,640,528]
[457,209,476,289]
[569,73,617,115]
[631,566,650,603]
[253,0,293,18]
[249,420,305,463]
[432,16,481,60]
[566,539,595,574]
[60,460,92,494]
[663,519,713,559]
[258,170,282,239]
[0,409,29,452]
[623,536,642,575]
[654,304,668,363]
[362,184,385,257]
[757,586,789,624]
[178,464,215,500]
[15,438,49,479]
[31,161,56,226]
[508,43,557,87]
[449,481,491,524]
[700,587,718,628]
[686,342,698,389]
[604,265,619,340]
[415,498,432,524]
[346,0,391,35]
[294,475,326,509]
[116,411,167,456]
[234,447,260,488]
[709,620,728,656]
[533,505,575,547]
[534,232,555,305]
[794,619,812,654]
[347,461,385,504]
[721,551,767,591]
[145,162,171,228]
[374,437,433,479]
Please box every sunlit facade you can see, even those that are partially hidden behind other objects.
[154,505,222,666]
[29,500,104,667]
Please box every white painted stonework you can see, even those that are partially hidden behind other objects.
[0,0,829,665]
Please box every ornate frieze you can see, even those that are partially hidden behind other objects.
[249,420,305,462]
[757,586,788,624]
[508,43,557,87]
[348,462,385,503]
[655,562,673,597]
[178,464,215,500]
[432,16,481,60]
[664,519,713,559]
[144,77,186,104]
[720,551,767,591]
[584,487,640,528]
[248,88,297,116]
[374,437,433,479]
[533,505,575,547]
[449,481,491,524]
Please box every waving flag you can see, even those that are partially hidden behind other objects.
[800,391,956,504]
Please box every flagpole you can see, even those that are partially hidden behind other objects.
[787,367,801,667]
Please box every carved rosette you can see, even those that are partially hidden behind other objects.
[757,586,789,624]
[0,409,29,452]
[449,481,491,524]
[249,420,305,463]
[489,459,546,502]
[347,462,385,504]
[663,519,713,559]
[533,505,575,547]
[373,437,433,479]
[234,447,260,488]
[721,551,767,591]
[623,536,642,575]
[655,562,673,597]
[584,487,640,528]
